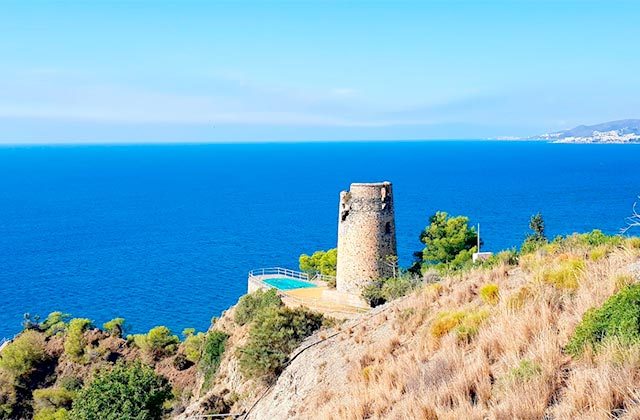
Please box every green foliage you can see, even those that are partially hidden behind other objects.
[362,276,419,307]
[566,285,640,356]
[0,330,48,378]
[362,280,387,307]
[541,257,585,290]
[529,213,546,240]
[172,353,191,371]
[63,318,92,362]
[58,377,83,392]
[482,249,519,267]
[33,407,70,420]
[552,230,624,250]
[183,330,206,363]
[0,369,17,418]
[199,331,229,393]
[412,211,478,273]
[299,248,337,277]
[102,318,126,338]
[430,309,489,342]
[238,307,323,381]
[479,283,500,305]
[521,213,548,254]
[33,387,76,412]
[234,289,283,326]
[508,359,542,382]
[41,312,71,337]
[132,326,179,361]
[381,277,416,301]
[70,361,172,420]
[521,237,545,254]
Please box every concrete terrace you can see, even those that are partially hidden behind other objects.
[247,267,369,318]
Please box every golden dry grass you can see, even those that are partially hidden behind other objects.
[299,238,640,419]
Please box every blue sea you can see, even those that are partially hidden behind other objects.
[1,141,639,339]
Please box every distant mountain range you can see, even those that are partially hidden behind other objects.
[532,119,640,143]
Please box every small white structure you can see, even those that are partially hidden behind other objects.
[472,223,493,263]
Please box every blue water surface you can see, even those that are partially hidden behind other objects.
[262,278,317,290]
[1,141,639,338]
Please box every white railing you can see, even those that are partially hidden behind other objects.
[248,267,337,286]
[248,267,310,281]
[311,273,337,284]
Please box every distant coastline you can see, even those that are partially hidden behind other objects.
[523,119,640,144]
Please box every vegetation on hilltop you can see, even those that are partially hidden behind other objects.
[0,313,217,419]
[299,248,337,287]
[411,211,479,273]
[3,208,640,419]
[71,361,172,420]
[234,289,328,382]
[259,232,640,419]
[237,306,324,381]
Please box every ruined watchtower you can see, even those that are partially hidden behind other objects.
[336,182,397,296]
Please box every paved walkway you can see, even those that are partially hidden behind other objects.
[282,286,369,317]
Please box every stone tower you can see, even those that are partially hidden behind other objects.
[336,182,397,296]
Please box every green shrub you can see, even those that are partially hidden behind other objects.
[430,309,489,342]
[479,283,500,305]
[238,307,323,381]
[199,330,229,393]
[588,245,610,261]
[234,289,283,326]
[33,407,70,420]
[482,249,519,267]
[411,211,478,273]
[33,387,76,412]
[521,213,548,254]
[554,230,623,250]
[172,353,191,371]
[40,312,71,337]
[362,276,419,307]
[0,330,48,378]
[566,285,640,356]
[183,329,206,363]
[299,248,337,278]
[132,326,179,361]
[381,277,417,301]
[541,257,584,290]
[64,318,92,362]
[58,376,83,392]
[0,369,17,418]
[102,318,126,338]
[70,361,172,420]
[508,359,542,382]
[362,280,387,307]
[521,237,546,254]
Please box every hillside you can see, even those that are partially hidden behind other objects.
[237,235,640,419]
[2,232,640,419]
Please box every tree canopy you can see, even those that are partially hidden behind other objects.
[411,211,478,272]
[70,361,172,420]
[299,249,337,277]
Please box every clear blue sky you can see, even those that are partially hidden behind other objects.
[1,0,639,143]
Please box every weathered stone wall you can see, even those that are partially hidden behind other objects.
[336,182,397,296]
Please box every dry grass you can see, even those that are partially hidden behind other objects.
[297,238,640,419]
